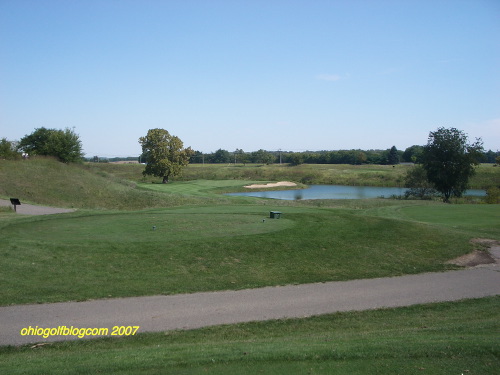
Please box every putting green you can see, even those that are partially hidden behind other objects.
[5,211,294,243]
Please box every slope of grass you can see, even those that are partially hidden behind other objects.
[400,204,500,237]
[0,158,214,209]
[0,204,486,306]
[1,297,498,374]
[357,203,500,239]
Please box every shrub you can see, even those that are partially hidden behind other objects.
[485,187,500,204]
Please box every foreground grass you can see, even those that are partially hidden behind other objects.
[1,297,498,374]
[1,203,496,306]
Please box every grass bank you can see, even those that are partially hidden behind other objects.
[0,158,221,209]
[1,202,497,306]
[1,297,498,374]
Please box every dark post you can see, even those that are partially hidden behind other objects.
[10,198,21,212]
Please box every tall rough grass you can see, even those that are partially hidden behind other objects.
[0,157,210,209]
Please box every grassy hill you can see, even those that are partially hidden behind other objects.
[0,157,218,209]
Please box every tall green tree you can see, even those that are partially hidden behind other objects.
[252,149,275,165]
[139,128,193,183]
[211,149,231,163]
[234,149,247,165]
[0,138,22,160]
[387,146,400,165]
[289,152,304,166]
[18,127,84,163]
[402,145,424,163]
[422,127,483,203]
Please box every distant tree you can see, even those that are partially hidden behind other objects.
[496,156,500,166]
[387,146,400,165]
[289,152,304,166]
[482,150,497,163]
[355,151,367,165]
[422,127,484,203]
[138,128,193,183]
[189,150,204,164]
[234,149,248,165]
[211,149,231,163]
[403,165,437,199]
[402,145,424,163]
[485,187,500,204]
[0,138,22,160]
[252,149,275,165]
[18,127,84,163]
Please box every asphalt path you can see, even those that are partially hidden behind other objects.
[1,263,499,346]
[0,199,75,215]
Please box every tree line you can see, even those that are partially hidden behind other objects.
[2,127,498,166]
[189,145,499,165]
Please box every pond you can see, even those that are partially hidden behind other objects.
[225,185,486,200]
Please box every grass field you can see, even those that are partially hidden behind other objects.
[0,158,499,373]
[2,201,496,306]
[83,161,499,189]
[1,297,498,374]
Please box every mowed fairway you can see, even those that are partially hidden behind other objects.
[0,200,493,306]
[400,205,500,236]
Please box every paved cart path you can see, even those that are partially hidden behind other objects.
[0,199,75,215]
[1,262,499,346]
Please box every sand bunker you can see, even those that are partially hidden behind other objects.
[244,181,297,189]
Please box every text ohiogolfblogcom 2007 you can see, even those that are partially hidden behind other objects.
[20,325,140,339]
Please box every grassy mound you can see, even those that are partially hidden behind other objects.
[0,158,215,209]
[0,204,487,306]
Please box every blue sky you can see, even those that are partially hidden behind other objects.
[1,0,499,157]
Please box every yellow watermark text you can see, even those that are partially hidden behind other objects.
[20,325,139,339]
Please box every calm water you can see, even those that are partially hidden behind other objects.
[226,185,486,200]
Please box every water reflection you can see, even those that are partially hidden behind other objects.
[226,185,486,200]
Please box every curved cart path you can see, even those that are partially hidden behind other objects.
[1,261,499,346]
[0,199,75,215]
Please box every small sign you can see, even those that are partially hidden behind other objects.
[10,198,21,212]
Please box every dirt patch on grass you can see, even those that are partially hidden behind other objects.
[446,239,500,267]
[244,181,297,189]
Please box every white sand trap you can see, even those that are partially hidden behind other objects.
[244,181,297,189]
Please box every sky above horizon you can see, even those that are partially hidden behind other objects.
[1,0,499,157]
